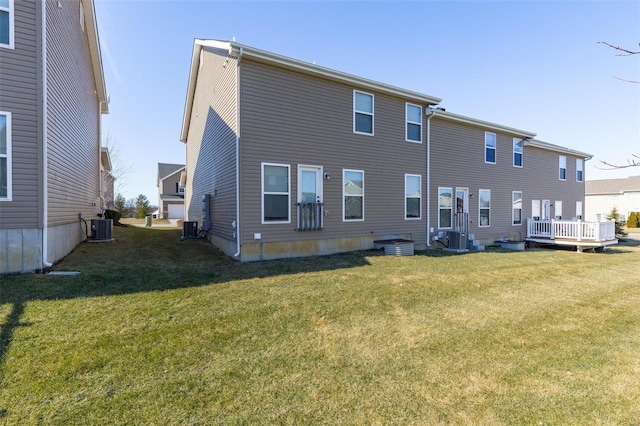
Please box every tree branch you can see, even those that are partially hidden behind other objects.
[613,75,640,84]
[598,41,640,56]
[597,154,640,170]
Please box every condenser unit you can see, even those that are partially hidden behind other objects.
[91,219,113,240]
[182,221,198,239]
[447,231,467,250]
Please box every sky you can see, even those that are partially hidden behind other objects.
[93,0,640,206]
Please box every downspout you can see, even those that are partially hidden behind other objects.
[425,107,437,247]
[233,47,243,258]
[41,0,52,268]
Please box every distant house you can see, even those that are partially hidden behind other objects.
[585,175,640,221]
[157,163,185,219]
[180,39,593,261]
[0,0,109,274]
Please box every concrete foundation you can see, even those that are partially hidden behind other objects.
[0,228,43,274]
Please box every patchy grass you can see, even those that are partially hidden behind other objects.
[1,227,639,424]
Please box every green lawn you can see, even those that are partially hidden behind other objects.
[1,226,639,425]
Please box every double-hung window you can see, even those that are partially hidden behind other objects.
[513,138,523,167]
[405,103,422,142]
[262,163,290,223]
[405,174,421,219]
[343,169,364,221]
[485,132,496,164]
[438,187,452,228]
[479,189,491,227]
[0,111,11,200]
[0,0,14,49]
[559,155,566,180]
[576,158,583,182]
[512,191,522,225]
[353,91,374,135]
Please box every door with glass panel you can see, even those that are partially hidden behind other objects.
[297,166,323,231]
[454,187,469,232]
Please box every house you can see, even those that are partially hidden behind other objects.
[180,39,595,261]
[585,175,640,221]
[0,0,109,274]
[157,163,185,219]
[101,147,115,210]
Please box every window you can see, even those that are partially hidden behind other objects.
[0,0,13,49]
[262,163,290,223]
[343,169,364,221]
[554,200,562,219]
[479,189,490,227]
[405,174,421,219]
[0,111,11,200]
[353,91,373,135]
[576,201,583,220]
[531,199,541,220]
[559,155,566,180]
[485,132,496,164]
[513,138,523,167]
[576,158,583,182]
[438,187,452,228]
[405,103,422,142]
[512,191,522,225]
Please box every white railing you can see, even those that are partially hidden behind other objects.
[527,219,616,241]
[296,202,324,231]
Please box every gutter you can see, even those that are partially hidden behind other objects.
[233,47,243,258]
[41,0,51,269]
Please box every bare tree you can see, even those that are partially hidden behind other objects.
[102,131,132,195]
[598,41,639,83]
[598,154,640,170]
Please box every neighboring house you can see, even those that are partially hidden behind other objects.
[157,163,185,219]
[180,39,591,261]
[0,0,109,274]
[585,175,640,221]
[101,147,115,210]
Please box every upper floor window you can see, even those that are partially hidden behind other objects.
[344,169,364,221]
[0,111,11,200]
[576,158,583,182]
[512,191,522,225]
[0,0,14,49]
[485,132,496,164]
[513,138,523,167]
[479,189,491,227]
[559,155,567,180]
[353,91,374,135]
[405,103,422,143]
[262,163,290,224]
[438,187,452,229]
[405,174,421,219]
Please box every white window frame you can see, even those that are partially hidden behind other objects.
[80,0,85,32]
[353,91,374,136]
[576,201,583,220]
[512,191,522,226]
[438,187,453,229]
[554,200,563,219]
[576,158,583,182]
[559,155,567,181]
[405,103,422,143]
[513,138,523,168]
[485,132,496,164]
[261,162,290,224]
[343,169,364,222]
[0,111,11,201]
[531,200,541,220]
[479,189,491,227]
[0,0,15,49]
[405,174,421,220]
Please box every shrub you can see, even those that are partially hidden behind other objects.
[627,211,640,228]
[607,207,627,237]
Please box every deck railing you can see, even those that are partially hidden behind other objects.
[296,202,324,231]
[527,219,616,242]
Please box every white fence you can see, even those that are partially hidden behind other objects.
[527,219,616,242]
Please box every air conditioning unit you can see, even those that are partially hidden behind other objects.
[447,231,467,250]
[182,221,198,239]
[91,219,113,240]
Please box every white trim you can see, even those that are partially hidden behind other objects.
[426,107,536,139]
[513,138,523,168]
[343,168,364,222]
[405,103,422,143]
[554,200,563,219]
[479,189,491,227]
[297,164,323,203]
[575,201,583,219]
[512,191,523,226]
[0,111,12,201]
[438,186,453,229]
[0,0,15,49]
[79,1,85,32]
[525,139,592,160]
[353,90,374,136]
[261,162,291,224]
[484,132,496,164]
[576,158,584,182]
[405,174,422,220]
[559,155,567,181]
[531,199,541,220]
[41,0,51,268]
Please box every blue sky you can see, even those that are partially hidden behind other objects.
[94,0,640,205]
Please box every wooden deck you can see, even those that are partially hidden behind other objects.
[526,219,618,252]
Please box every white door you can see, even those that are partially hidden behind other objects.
[542,200,551,221]
[455,187,469,214]
[167,203,185,219]
[298,165,323,204]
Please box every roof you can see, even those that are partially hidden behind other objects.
[100,147,112,172]
[180,39,443,142]
[585,175,640,195]
[81,0,109,114]
[158,163,185,184]
[426,108,536,139]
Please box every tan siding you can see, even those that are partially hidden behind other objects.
[0,0,42,229]
[45,0,101,226]
[239,61,428,247]
[185,47,238,241]
[161,171,182,195]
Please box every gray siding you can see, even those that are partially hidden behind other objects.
[0,0,42,229]
[429,118,585,243]
[239,60,428,247]
[184,47,238,241]
[161,170,182,195]
[45,0,101,226]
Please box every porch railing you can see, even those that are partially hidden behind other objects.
[453,212,469,234]
[296,202,324,231]
[527,219,616,242]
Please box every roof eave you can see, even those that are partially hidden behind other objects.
[82,0,108,114]
[428,109,536,139]
[526,139,593,160]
